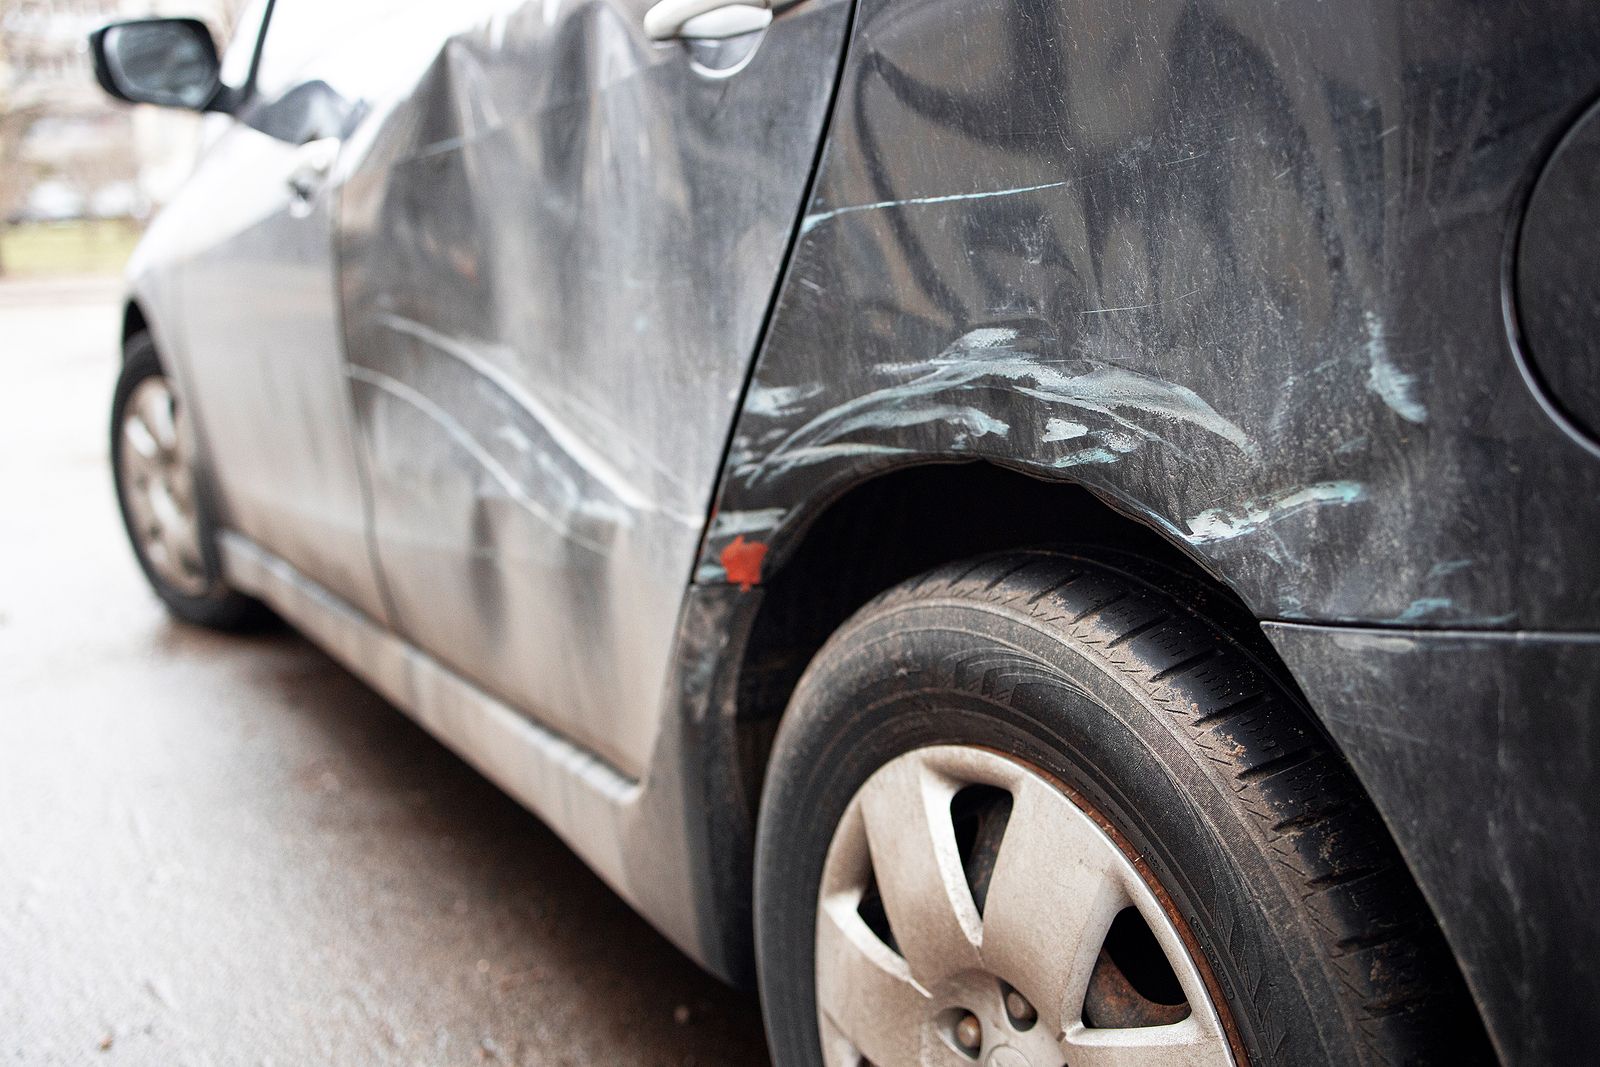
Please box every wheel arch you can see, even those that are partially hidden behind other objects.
[685,459,1455,983]
[121,298,149,350]
[682,457,1489,1047]
[728,459,1268,751]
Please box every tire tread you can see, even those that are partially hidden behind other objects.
[848,548,1484,1066]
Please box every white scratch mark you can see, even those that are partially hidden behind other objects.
[708,508,787,538]
[1396,597,1453,622]
[739,327,1255,483]
[1052,447,1121,468]
[961,326,1022,349]
[1041,418,1088,442]
[1099,429,1141,453]
[744,382,826,418]
[1362,311,1426,423]
[742,443,913,474]
[374,313,692,517]
[801,180,1071,234]
[349,366,626,554]
[1081,288,1201,316]
[1425,559,1472,582]
[1184,481,1365,544]
[821,403,1010,442]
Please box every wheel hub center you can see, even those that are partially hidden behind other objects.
[930,970,1058,1066]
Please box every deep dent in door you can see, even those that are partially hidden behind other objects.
[334,0,852,777]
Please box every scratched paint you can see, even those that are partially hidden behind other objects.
[800,179,1073,234]
[375,313,676,518]
[327,0,857,783]
[743,382,827,418]
[1183,482,1366,544]
[738,327,1256,485]
[1041,418,1089,442]
[1363,312,1427,424]
[1425,559,1473,582]
[707,507,786,538]
[349,365,629,554]
[1395,597,1455,622]
[1052,446,1123,468]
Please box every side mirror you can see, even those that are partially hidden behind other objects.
[89,18,223,112]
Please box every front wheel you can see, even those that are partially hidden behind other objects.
[111,332,266,630]
[754,551,1486,1066]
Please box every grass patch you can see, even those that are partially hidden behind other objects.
[0,220,143,278]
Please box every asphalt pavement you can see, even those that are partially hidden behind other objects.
[0,277,772,1066]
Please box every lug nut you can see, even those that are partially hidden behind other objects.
[1004,988,1037,1027]
[954,1011,983,1054]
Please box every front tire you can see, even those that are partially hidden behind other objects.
[111,332,266,631]
[754,550,1486,1066]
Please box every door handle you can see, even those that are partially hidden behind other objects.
[287,136,340,204]
[644,0,772,40]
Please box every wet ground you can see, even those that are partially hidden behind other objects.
[0,277,772,1066]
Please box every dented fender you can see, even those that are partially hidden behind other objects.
[696,0,1600,632]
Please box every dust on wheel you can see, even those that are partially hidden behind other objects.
[754,551,1489,1067]
[814,744,1239,1066]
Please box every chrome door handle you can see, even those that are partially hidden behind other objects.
[644,0,772,40]
[287,136,340,202]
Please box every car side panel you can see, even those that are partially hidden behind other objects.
[680,0,1600,1052]
[1264,624,1600,1064]
[335,0,852,776]
[694,0,1600,634]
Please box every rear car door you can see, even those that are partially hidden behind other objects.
[334,0,853,775]
[166,0,396,624]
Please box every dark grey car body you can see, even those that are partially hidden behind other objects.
[114,0,1599,1061]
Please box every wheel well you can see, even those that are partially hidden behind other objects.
[720,461,1481,1026]
[731,462,1263,798]
[122,300,148,349]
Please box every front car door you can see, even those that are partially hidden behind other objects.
[334,0,852,775]
[157,0,395,624]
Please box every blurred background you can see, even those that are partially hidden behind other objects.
[0,0,242,278]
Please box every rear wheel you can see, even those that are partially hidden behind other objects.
[754,550,1487,1066]
[112,332,266,630]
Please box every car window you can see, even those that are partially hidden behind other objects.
[251,0,443,102]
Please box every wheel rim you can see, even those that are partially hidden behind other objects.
[119,375,210,598]
[814,745,1237,1067]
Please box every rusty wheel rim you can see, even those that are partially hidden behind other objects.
[813,744,1236,1067]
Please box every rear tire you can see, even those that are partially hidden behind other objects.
[754,549,1487,1066]
[111,332,267,631]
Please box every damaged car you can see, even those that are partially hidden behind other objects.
[92,0,1600,1062]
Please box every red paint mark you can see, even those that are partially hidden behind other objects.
[720,535,768,592]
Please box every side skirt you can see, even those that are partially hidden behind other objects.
[218,530,724,972]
